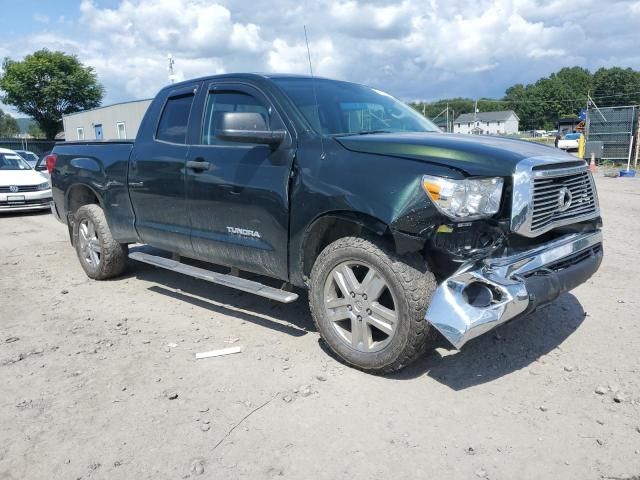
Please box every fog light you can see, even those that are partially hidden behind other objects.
[462,282,494,308]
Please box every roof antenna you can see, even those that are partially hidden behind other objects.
[304,25,325,158]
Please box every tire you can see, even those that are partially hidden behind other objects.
[73,204,128,280]
[309,236,437,374]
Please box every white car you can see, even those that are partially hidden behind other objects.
[558,133,581,151]
[0,147,52,213]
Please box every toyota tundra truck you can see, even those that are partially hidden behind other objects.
[48,74,603,374]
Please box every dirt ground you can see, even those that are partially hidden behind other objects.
[1,175,639,480]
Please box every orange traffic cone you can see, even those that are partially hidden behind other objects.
[589,153,596,173]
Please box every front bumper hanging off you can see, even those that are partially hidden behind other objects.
[426,230,603,349]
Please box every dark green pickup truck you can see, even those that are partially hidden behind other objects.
[49,74,603,373]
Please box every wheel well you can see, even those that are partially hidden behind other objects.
[301,213,393,279]
[66,184,100,214]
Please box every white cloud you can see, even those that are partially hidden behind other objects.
[1,0,638,107]
[33,13,49,24]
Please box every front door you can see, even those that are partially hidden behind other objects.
[94,124,103,140]
[128,85,197,254]
[186,82,294,280]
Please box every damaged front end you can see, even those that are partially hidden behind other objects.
[426,230,602,348]
[424,159,603,348]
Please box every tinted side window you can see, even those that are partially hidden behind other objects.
[156,93,195,144]
[202,91,270,145]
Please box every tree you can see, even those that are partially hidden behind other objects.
[27,121,45,139]
[592,67,640,107]
[0,107,19,137]
[0,50,103,139]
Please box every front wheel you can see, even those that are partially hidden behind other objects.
[309,236,437,374]
[73,204,128,280]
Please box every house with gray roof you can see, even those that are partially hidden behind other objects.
[453,110,519,135]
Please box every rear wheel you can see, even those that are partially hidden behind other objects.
[73,204,127,280]
[309,236,436,374]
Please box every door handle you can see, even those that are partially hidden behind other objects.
[187,160,210,171]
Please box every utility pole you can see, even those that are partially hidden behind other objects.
[473,99,478,134]
[168,53,176,84]
[446,102,449,132]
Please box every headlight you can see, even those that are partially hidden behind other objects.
[37,181,50,191]
[422,175,504,220]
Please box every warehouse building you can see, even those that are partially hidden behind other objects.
[62,99,152,141]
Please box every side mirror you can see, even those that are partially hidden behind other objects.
[216,112,286,147]
[35,163,47,171]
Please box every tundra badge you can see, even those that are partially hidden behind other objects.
[226,226,261,238]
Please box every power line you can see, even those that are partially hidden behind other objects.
[414,91,640,106]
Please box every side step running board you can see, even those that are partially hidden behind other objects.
[129,251,299,303]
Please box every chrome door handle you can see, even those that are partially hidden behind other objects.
[186,160,210,171]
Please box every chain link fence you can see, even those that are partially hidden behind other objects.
[586,106,638,162]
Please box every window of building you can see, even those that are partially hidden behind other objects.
[156,93,195,144]
[467,123,471,127]
[116,122,126,139]
[497,121,501,126]
[77,127,84,140]
[201,91,270,145]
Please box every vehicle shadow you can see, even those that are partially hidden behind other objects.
[388,293,586,389]
[129,260,314,337]
[0,209,51,218]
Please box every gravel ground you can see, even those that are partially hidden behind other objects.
[1,175,639,480]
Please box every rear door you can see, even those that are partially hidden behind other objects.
[186,81,295,280]
[128,85,197,254]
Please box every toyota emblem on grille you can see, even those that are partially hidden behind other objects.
[9,185,19,193]
[557,187,573,212]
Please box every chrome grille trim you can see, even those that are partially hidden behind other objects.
[0,185,40,193]
[511,157,600,237]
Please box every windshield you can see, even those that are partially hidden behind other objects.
[17,151,39,162]
[271,77,439,136]
[0,153,33,170]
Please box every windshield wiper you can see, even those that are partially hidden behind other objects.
[333,130,393,137]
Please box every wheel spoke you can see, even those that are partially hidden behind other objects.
[88,239,101,253]
[327,302,352,322]
[79,224,88,242]
[89,249,100,266]
[87,221,96,238]
[333,265,359,297]
[350,317,370,351]
[361,269,386,301]
[368,303,396,336]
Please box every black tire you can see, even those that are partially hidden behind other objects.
[73,204,128,280]
[309,236,437,374]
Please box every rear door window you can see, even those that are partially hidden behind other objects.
[156,93,195,144]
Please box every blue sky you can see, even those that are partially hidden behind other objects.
[1,0,639,116]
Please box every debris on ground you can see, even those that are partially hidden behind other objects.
[195,346,242,359]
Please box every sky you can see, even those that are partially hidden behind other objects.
[1,0,639,116]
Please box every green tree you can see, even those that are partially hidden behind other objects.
[27,121,45,139]
[592,67,640,106]
[0,49,103,139]
[0,107,19,137]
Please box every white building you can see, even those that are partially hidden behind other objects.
[453,110,519,135]
[62,99,152,141]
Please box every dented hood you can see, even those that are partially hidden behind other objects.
[336,132,578,177]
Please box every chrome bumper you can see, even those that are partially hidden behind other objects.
[426,230,603,349]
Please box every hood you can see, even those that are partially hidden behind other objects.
[0,169,49,187]
[336,132,580,176]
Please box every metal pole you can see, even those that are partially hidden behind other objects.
[446,103,449,133]
[634,107,640,169]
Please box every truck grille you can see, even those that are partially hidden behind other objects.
[0,185,40,193]
[530,169,598,233]
[511,162,600,237]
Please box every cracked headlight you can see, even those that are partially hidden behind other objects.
[37,181,50,191]
[422,175,504,220]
